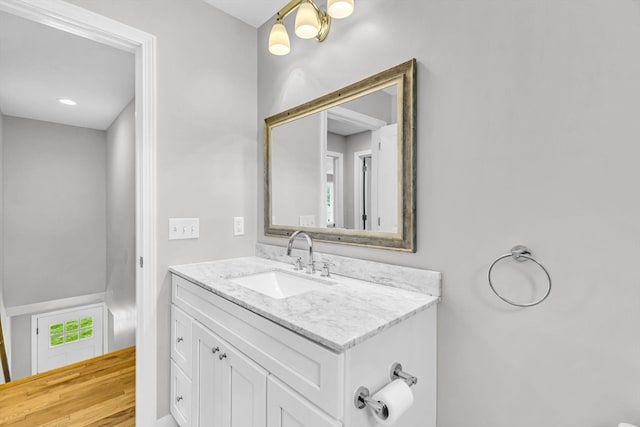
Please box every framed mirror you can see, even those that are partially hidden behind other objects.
[264,59,416,252]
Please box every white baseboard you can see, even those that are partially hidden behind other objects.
[6,292,106,317]
[156,414,178,427]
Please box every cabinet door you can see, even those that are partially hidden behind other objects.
[220,338,267,427]
[267,376,342,427]
[192,321,225,427]
[192,321,267,427]
[171,360,192,427]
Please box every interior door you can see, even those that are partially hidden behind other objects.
[34,303,104,374]
[375,124,398,232]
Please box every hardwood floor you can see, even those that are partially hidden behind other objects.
[0,346,135,426]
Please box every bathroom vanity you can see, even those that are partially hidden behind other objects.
[169,249,439,427]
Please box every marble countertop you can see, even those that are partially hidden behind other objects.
[169,256,439,353]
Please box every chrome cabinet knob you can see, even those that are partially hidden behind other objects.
[176,396,183,403]
[212,346,219,354]
[176,337,183,343]
[219,352,227,360]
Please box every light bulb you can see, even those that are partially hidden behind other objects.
[269,21,290,55]
[295,1,320,39]
[327,0,354,19]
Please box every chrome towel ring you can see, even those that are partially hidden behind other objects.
[488,245,551,307]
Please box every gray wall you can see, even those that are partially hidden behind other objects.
[105,98,135,351]
[271,113,322,226]
[9,313,29,379]
[3,116,107,381]
[3,116,106,307]
[258,1,640,426]
[66,0,258,417]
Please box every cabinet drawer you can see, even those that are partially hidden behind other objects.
[172,274,344,419]
[171,360,192,427]
[171,305,193,376]
[267,376,342,427]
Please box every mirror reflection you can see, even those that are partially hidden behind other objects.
[271,85,398,232]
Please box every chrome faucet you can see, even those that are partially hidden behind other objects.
[286,230,314,274]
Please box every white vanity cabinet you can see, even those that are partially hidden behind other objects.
[170,273,437,427]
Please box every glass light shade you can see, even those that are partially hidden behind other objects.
[294,1,320,39]
[269,21,290,55]
[327,0,354,19]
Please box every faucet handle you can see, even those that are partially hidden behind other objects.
[289,256,303,271]
[320,261,335,278]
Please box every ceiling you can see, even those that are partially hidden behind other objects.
[203,0,282,28]
[0,11,134,131]
[0,1,282,131]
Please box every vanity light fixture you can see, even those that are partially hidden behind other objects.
[58,98,77,106]
[268,0,354,56]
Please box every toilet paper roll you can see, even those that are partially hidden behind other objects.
[370,379,414,426]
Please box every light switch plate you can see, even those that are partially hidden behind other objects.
[169,218,200,240]
[233,217,244,236]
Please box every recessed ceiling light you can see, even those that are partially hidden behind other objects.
[58,98,77,106]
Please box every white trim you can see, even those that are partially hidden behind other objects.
[325,151,344,228]
[156,414,179,427]
[327,106,387,132]
[31,302,108,375]
[319,111,328,227]
[6,292,106,317]
[370,129,380,231]
[0,2,158,424]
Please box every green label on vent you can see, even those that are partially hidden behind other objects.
[80,328,93,340]
[80,317,93,328]
[66,320,79,331]
[50,323,64,335]
[50,334,64,347]
[66,331,79,343]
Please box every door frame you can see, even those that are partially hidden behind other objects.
[0,1,158,424]
[31,302,108,374]
[325,151,344,228]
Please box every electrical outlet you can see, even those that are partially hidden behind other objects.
[169,218,199,240]
[233,217,244,236]
[299,215,316,227]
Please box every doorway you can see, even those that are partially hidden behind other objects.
[354,150,372,230]
[0,1,156,424]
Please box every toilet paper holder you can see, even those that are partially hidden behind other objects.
[353,362,417,418]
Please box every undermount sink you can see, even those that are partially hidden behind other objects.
[228,269,326,299]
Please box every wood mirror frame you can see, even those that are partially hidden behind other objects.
[264,59,416,252]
